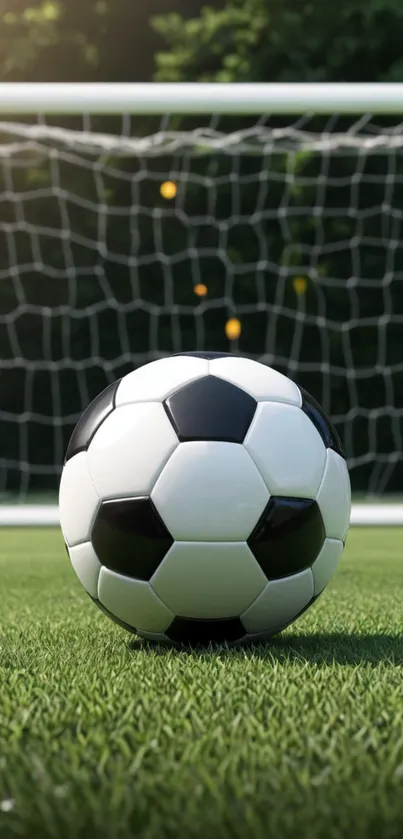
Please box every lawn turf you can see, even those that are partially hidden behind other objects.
[0,526,402,839]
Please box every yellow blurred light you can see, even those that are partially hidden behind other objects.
[293,276,308,295]
[160,180,177,200]
[194,283,208,297]
[225,317,242,340]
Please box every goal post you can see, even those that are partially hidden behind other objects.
[1,82,403,526]
[2,82,403,115]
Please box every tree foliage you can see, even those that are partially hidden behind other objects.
[0,0,211,82]
[153,0,403,83]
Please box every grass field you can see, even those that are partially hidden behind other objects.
[0,527,402,839]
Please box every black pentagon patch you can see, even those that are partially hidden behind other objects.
[166,616,245,645]
[65,379,121,463]
[88,594,137,634]
[91,497,173,581]
[172,351,239,360]
[300,386,344,457]
[248,497,325,580]
[164,375,256,443]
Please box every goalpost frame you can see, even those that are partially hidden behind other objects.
[1,81,403,527]
[1,82,403,115]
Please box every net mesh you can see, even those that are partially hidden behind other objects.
[1,112,403,498]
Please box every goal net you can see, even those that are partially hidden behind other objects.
[1,85,403,523]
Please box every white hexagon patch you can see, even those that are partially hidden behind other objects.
[59,451,100,547]
[67,541,101,599]
[115,356,209,405]
[151,541,267,619]
[316,449,351,540]
[87,402,178,500]
[135,630,170,643]
[210,356,301,405]
[97,566,174,633]
[244,402,326,498]
[311,538,344,596]
[241,568,314,635]
[151,441,270,541]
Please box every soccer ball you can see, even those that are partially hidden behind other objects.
[59,352,351,646]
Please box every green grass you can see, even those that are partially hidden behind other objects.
[0,528,402,839]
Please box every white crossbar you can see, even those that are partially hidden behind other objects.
[0,83,403,115]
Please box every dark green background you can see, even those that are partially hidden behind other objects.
[1,0,403,495]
